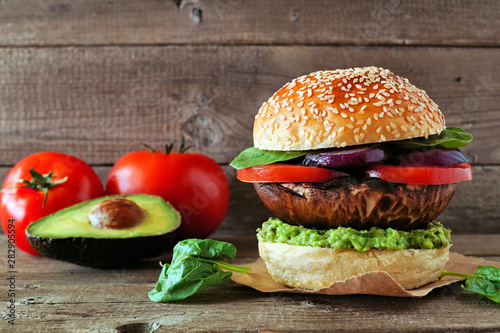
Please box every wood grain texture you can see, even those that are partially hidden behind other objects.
[0,0,499,46]
[0,234,499,332]
[0,1,498,331]
[0,45,498,165]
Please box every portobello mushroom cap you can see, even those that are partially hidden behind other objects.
[253,176,456,230]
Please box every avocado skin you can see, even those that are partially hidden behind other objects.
[27,231,177,268]
[25,194,181,268]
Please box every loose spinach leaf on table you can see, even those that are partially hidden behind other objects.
[440,265,500,304]
[148,239,250,302]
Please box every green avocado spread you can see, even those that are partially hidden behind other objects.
[256,218,451,251]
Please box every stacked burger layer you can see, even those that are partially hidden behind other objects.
[231,67,473,290]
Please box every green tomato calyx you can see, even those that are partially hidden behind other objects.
[2,167,68,209]
[137,136,193,154]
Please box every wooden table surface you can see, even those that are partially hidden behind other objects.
[1,233,499,332]
[1,1,499,332]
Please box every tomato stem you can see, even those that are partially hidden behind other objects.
[138,136,193,154]
[3,168,68,209]
[165,135,192,154]
[136,141,156,153]
[178,135,193,154]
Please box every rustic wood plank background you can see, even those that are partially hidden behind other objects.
[0,0,498,236]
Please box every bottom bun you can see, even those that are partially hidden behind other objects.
[258,241,450,291]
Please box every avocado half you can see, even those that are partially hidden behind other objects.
[26,194,181,268]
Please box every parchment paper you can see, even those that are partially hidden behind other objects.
[230,252,500,297]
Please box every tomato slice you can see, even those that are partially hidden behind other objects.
[366,163,472,185]
[236,164,348,183]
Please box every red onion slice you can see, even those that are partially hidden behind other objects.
[397,149,468,167]
[303,145,388,169]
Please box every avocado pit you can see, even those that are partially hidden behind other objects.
[25,194,181,268]
[88,197,145,229]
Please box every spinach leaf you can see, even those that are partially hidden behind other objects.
[395,127,473,149]
[230,127,472,169]
[440,265,500,304]
[229,146,309,169]
[148,239,250,302]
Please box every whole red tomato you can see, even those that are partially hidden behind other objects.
[1,152,104,255]
[105,144,230,239]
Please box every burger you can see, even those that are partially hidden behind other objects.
[230,66,473,291]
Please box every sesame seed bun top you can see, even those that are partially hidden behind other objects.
[253,67,446,151]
